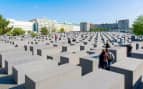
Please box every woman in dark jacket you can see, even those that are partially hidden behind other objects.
[99,49,106,68]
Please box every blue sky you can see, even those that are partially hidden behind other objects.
[0,0,143,25]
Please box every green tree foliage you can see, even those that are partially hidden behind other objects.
[27,30,32,34]
[6,31,13,36]
[90,28,109,32]
[40,27,49,35]
[133,15,143,35]
[31,32,38,37]
[26,30,38,37]
[12,28,25,36]
[0,15,12,35]
[60,28,65,33]
[0,28,3,35]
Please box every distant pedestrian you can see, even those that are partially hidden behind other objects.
[55,34,58,42]
[68,38,71,44]
[105,40,110,49]
[127,44,132,57]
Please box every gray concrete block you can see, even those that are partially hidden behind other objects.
[60,51,90,65]
[110,59,143,89]
[5,55,43,74]
[12,60,58,84]
[80,55,99,75]
[37,46,61,60]
[25,64,81,89]
[57,70,124,89]
[61,45,80,53]
[109,47,127,62]
[0,50,31,68]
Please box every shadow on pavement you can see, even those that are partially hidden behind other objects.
[0,75,15,84]
[9,84,25,89]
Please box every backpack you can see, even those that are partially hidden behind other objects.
[108,52,114,62]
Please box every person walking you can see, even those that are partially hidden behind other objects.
[68,38,71,44]
[105,49,115,70]
[99,49,105,68]
[55,34,58,42]
[99,49,109,69]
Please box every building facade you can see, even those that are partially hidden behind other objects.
[31,18,80,32]
[118,19,129,32]
[80,19,129,32]
[9,19,34,31]
[80,22,90,32]
[8,18,80,33]
[30,18,56,33]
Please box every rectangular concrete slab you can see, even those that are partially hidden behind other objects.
[57,70,124,89]
[37,46,61,59]
[0,50,32,68]
[12,59,58,84]
[60,51,90,65]
[110,59,143,89]
[25,64,81,89]
[5,55,44,74]
[80,54,99,75]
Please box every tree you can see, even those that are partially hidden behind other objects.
[30,32,38,37]
[6,31,13,36]
[27,30,32,34]
[40,27,49,35]
[60,28,65,33]
[26,30,37,37]
[0,15,12,35]
[90,28,96,32]
[132,15,143,35]
[12,28,25,36]
[0,28,3,35]
[90,28,109,32]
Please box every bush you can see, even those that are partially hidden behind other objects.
[59,28,65,33]
[27,30,32,34]
[90,28,109,32]
[40,27,49,35]
[6,31,13,36]
[12,28,25,36]
[31,32,38,37]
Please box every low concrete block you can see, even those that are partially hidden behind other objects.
[80,55,99,75]
[60,51,89,65]
[57,70,124,89]
[37,46,61,60]
[25,64,81,89]
[5,55,43,74]
[110,59,143,89]
[12,60,58,84]
[109,47,127,62]
[0,50,31,68]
